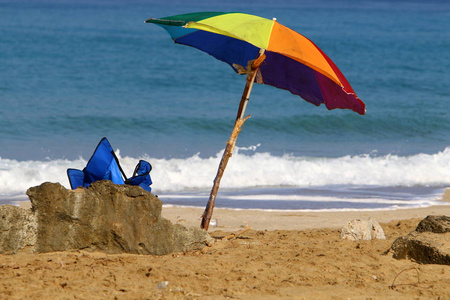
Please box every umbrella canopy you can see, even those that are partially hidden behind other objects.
[146,12,365,115]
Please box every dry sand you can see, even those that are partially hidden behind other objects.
[1,190,449,299]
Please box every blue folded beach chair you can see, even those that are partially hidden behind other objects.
[67,137,152,192]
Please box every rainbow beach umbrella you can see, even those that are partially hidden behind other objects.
[145,12,365,230]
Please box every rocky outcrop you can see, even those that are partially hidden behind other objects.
[415,215,450,233]
[386,215,450,265]
[0,181,212,255]
[340,218,386,241]
[0,205,37,254]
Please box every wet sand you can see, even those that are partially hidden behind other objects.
[161,188,450,231]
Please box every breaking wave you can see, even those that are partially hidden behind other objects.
[1,146,449,199]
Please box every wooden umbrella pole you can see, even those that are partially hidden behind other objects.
[200,114,250,230]
[201,50,266,230]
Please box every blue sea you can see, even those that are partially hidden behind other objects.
[1,0,449,211]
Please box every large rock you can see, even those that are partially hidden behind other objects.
[0,181,212,255]
[340,218,385,241]
[29,181,213,255]
[0,205,37,254]
[386,215,450,265]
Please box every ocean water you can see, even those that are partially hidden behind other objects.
[1,0,449,211]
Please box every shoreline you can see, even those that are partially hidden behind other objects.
[162,202,450,232]
[162,188,450,231]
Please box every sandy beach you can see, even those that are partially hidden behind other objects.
[1,190,449,299]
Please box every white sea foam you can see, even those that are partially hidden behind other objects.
[1,147,449,207]
[140,146,450,193]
